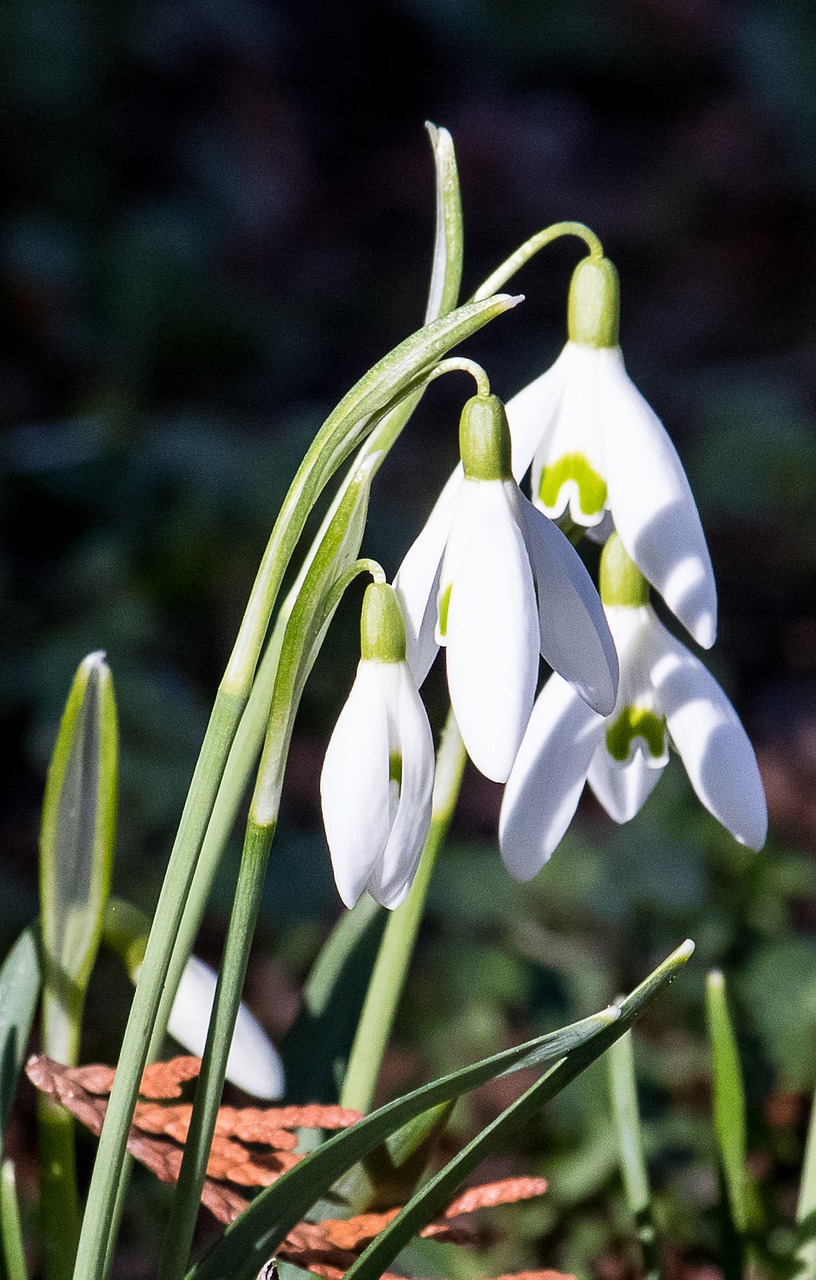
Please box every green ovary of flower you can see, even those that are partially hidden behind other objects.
[605,706,666,762]
[539,454,607,519]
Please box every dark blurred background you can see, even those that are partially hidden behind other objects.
[3,1,816,1272]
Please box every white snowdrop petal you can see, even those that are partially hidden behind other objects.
[519,494,619,715]
[445,481,539,783]
[167,956,285,1100]
[365,666,434,907]
[530,344,607,526]
[499,675,604,880]
[320,663,393,908]
[393,468,461,686]
[651,630,767,850]
[587,744,664,823]
[600,347,717,648]
[504,347,571,484]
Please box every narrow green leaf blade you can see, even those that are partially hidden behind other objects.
[424,123,463,322]
[1,1159,28,1280]
[0,927,41,1147]
[341,940,694,1280]
[607,1030,660,1279]
[39,652,117,1060]
[706,970,748,1235]
[187,1004,619,1280]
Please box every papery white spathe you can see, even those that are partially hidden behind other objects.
[505,342,717,650]
[499,603,767,881]
[396,472,619,785]
[162,955,285,1099]
[321,658,434,909]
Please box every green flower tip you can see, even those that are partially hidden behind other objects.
[459,393,512,482]
[360,582,407,663]
[600,533,649,608]
[567,255,620,348]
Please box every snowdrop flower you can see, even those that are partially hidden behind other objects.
[395,392,619,784]
[321,581,434,909]
[165,955,285,1100]
[500,534,767,880]
[505,255,717,650]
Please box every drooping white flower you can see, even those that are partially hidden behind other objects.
[165,955,285,1100]
[499,535,767,881]
[321,582,434,909]
[394,392,619,784]
[504,255,717,650]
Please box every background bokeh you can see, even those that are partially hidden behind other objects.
[3,1,816,1274]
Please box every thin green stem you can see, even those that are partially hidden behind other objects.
[471,220,604,303]
[1,1161,27,1280]
[340,711,467,1114]
[72,686,244,1280]
[37,1100,80,1280]
[157,819,275,1280]
[38,993,81,1280]
[607,1030,660,1280]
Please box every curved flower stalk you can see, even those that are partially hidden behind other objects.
[321,581,435,908]
[499,536,767,881]
[505,255,718,650]
[395,391,618,783]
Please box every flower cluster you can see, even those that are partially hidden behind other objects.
[320,252,767,909]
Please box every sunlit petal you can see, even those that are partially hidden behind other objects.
[519,494,618,715]
[365,665,435,907]
[651,625,767,849]
[445,480,539,782]
[167,956,285,1100]
[500,674,604,880]
[600,347,717,648]
[393,467,461,685]
[320,662,392,908]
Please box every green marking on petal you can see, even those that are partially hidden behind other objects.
[539,453,607,520]
[605,707,666,763]
[438,583,452,638]
[389,752,402,787]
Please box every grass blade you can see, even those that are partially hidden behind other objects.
[607,1029,660,1279]
[187,1004,621,1280]
[341,940,694,1280]
[0,927,41,1150]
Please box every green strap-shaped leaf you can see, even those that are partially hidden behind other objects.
[607,1029,660,1280]
[1,1159,27,1280]
[340,940,694,1280]
[39,652,117,1061]
[424,123,463,323]
[187,1004,621,1280]
[0,926,41,1149]
[706,970,748,1237]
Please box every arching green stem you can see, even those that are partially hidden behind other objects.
[472,220,604,303]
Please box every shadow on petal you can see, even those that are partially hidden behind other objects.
[499,676,603,881]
